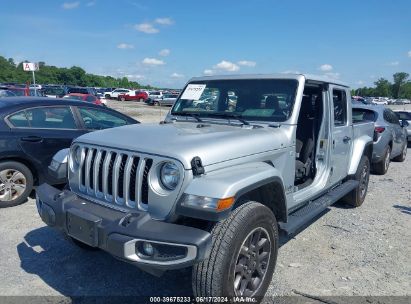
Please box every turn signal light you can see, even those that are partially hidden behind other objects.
[217,197,235,211]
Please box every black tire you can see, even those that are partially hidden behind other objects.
[343,155,370,207]
[69,237,98,251]
[393,143,407,162]
[192,202,278,299]
[0,161,34,208]
[104,94,110,99]
[154,101,160,106]
[373,146,391,175]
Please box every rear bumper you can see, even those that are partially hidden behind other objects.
[36,183,212,275]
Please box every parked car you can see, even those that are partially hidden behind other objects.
[352,105,408,174]
[372,99,388,105]
[67,87,97,96]
[38,73,375,299]
[0,97,138,208]
[118,90,149,102]
[29,84,42,90]
[146,93,178,106]
[147,91,163,101]
[394,111,411,142]
[104,88,130,99]
[63,93,103,106]
[42,86,67,98]
[0,86,30,96]
[0,89,17,97]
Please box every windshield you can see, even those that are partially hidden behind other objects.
[172,79,298,122]
[64,95,84,101]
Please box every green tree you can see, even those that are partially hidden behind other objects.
[374,78,392,97]
[392,72,409,99]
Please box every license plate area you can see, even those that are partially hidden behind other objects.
[66,208,101,247]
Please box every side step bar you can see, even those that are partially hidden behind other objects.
[279,180,359,236]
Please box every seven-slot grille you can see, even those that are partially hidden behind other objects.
[75,145,153,210]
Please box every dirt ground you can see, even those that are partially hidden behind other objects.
[0,100,410,302]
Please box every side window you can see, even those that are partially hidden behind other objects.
[332,89,347,126]
[24,107,77,129]
[8,111,30,127]
[388,110,399,125]
[78,107,128,130]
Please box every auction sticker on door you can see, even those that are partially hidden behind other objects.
[181,84,206,100]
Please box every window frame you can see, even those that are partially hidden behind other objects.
[332,88,348,127]
[5,105,80,130]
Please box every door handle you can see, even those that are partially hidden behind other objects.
[20,136,43,143]
[343,136,351,143]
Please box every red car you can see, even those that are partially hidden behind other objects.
[118,90,148,102]
[63,93,103,105]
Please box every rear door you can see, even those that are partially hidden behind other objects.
[329,86,353,184]
[7,106,86,183]
[386,109,405,154]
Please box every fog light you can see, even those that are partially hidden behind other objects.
[143,242,154,256]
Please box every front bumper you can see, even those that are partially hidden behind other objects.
[36,183,212,275]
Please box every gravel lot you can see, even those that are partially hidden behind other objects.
[0,100,410,302]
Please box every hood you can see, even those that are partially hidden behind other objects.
[75,122,290,169]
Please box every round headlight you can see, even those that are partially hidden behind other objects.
[72,146,82,166]
[160,162,180,190]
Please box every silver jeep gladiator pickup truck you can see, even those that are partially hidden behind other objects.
[36,74,374,299]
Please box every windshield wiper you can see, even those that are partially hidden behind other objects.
[204,113,250,125]
[171,112,203,122]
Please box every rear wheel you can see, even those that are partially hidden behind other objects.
[0,161,34,208]
[192,202,278,299]
[393,143,407,162]
[104,94,110,99]
[343,155,370,207]
[373,146,391,175]
[154,101,160,106]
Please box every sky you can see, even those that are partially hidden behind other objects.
[0,0,410,88]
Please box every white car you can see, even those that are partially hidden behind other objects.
[29,84,42,90]
[148,91,163,100]
[104,88,131,99]
[373,99,388,105]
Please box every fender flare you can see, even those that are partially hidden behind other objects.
[176,162,287,221]
[348,135,373,175]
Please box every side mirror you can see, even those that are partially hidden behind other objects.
[400,120,409,128]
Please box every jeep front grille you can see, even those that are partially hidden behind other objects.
[73,145,154,210]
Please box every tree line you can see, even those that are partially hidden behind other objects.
[352,72,411,99]
[0,56,155,89]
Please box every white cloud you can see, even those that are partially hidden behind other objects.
[62,1,80,9]
[387,61,399,66]
[357,80,364,85]
[281,70,301,74]
[203,69,214,76]
[159,49,170,56]
[319,64,333,72]
[408,50,411,57]
[142,58,165,66]
[237,60,256,67]
[171,73,184,78]
[134,23,159,34]
[323,72,340,79]
[213,60,240,72]
[117,43,134,49]
[126,74,145,80]
[86,1,96,6]
[155,18,174,25]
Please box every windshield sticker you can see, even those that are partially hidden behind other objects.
[181,84,206,100]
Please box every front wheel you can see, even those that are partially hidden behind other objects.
[192,202,278,299]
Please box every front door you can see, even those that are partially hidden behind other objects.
[329,86,352,185]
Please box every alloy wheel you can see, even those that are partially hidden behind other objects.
[0,169,27,202]
[233,227,271,297]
